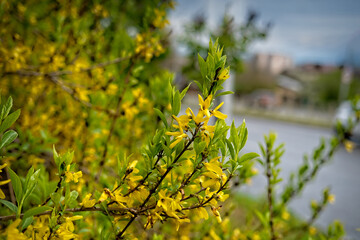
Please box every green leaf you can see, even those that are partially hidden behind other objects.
[225,139,235,161]
[239,122,248,151]
[229,121,237,144]
[194,141,206,155]
[172,91,181,116]
[0,129,18,149]
[0,109,21,134]
[238,152,260,164]
[0,96,13,121]
[66,190,79,208]
[0,199,18,213]
[50,192,61,206]
[154,108,168,128]
[24,167,35,192]
[215,91,234,98]
[53,145,61,169]
[194,80,203,93]
[23,169,41,202]
[63,151,74,166]
[20,216,33,231]
[198,54,207,79]
[180,83,191,100]
[8,167,22,205]
[23,206,52,219]
[254,210,268,227]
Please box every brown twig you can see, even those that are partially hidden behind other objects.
[4,56,131,78]
[0,206,137,221]
[116,127,200,239]
[41,174,64,206]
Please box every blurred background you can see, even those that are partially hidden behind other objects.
[166,0,360,239]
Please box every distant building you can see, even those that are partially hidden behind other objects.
[298,64,339,74]
[275,73,304,106]
[252,53,293,75]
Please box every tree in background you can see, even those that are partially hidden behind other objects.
[179,10,270,91]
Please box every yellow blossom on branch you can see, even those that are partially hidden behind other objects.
[5,219,28,240]
[193,207,209,220]
[210,102,227,120]
[56,215,83,239]
[328,194,336,204]
[198,95,212,118]
[0,164,11,199]
[80,193,96,208]
[210,206,222,223]
[217,67,230,80]
[65,165,83,183]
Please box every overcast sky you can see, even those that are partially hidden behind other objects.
[169,0,360,65]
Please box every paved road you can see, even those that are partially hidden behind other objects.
[231,115,360,239]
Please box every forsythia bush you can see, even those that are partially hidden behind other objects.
[1,1,359,239]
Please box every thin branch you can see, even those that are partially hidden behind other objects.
[116,128,200,239]
[0,206,137,221]
[41,174,64,206]
[265,146,276,240]
[3,56,131,78]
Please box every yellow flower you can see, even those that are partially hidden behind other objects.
[31,216,50,239]
[166,131,188,148]
[172,114,191,130]
[106,83,118,95]
[0,163,7,173]
[75,87,89,102]
[198,95,211,118]
[218,67,230,80]
[193,207,209,220]
[156,190,182,219]
[56,215,83,239]
[153,9,169,29]
[328,194,335,204]
[65,165,83,183]
[210,206,222,223]
[80,193,96,208]
[216,191,229,202]
[5,219,29,240]
[344,140,355,152]
[166,114,191,148]
[99,190,108,202]
[186,107,209,126]
[204,160,223,177]
[174,217,190,231]
[202,157,227,190]
[252,233,261,240]
[281,210,290,220]
[200,123,215,145]
[309,226,317,235]
[210,102,227,120]
[0,164,11,199]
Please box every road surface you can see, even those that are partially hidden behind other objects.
[232,115,360,239]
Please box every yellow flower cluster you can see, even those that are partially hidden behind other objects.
[135,33,165,62]
[56,215,83,239]
[152,9,170,29]
[65,165,83,183]
[166,94,227,148]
